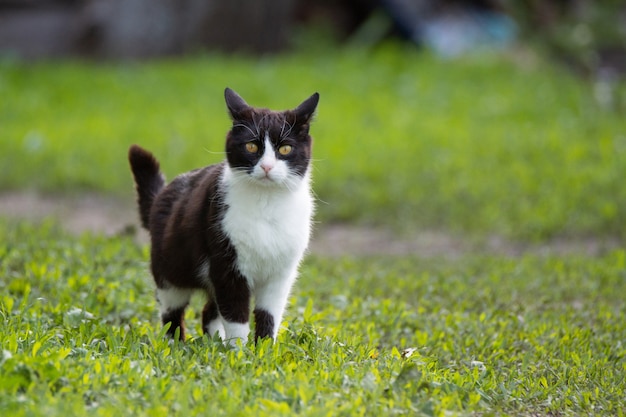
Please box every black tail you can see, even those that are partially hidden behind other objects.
[128,145,165,230]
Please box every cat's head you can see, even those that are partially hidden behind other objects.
[224,88,319,187]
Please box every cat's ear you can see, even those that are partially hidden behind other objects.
[224,87,250,120]
[293,92,319,124]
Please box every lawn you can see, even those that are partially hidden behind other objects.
[0,222,625,416]
[1,44,625,416]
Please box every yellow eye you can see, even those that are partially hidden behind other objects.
[278,144,293,155]
[245,142,258,153]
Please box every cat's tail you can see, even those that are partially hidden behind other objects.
[128,145,165,230]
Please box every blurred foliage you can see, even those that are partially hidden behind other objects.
[1,44,625,240]
[506,1,626,78]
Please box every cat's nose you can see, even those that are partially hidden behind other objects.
[260,162,273,173]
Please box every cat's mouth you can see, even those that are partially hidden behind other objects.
[251,167,280,183]
[252,171,290,187]
[248,170,273,183]
[256,174,278,184]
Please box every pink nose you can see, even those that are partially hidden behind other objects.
[261,162,273,173]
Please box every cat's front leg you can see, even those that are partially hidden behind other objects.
[212,271,252,346]
[254,274,296,341]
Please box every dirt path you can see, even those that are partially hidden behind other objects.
[0,192,620,258]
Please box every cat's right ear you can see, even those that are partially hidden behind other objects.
[224,88,250,120]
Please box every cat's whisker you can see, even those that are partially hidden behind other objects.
[203,148,226,156]
[311,188,329,206]
[308,163,323,178]
[281,120,294,139]
[251,114,269,138]
[279,118,295,139]
[232,123,256,138]
[280,178,296,193]
[253,119,260,137]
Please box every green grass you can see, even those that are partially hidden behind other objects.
[1,45,625,240]
[1,222,625,416]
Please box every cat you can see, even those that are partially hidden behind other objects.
[128,88,319,345]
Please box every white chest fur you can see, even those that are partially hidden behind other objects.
[220,166,313,288]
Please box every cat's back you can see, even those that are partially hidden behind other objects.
[149,162,226,271]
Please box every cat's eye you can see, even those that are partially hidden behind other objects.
[278,145,293,156]
[245,142,259,153]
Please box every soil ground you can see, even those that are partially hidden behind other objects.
[0,191,620,258]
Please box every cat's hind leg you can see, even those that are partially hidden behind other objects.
[156,287,193,341]
[202,298,225,339]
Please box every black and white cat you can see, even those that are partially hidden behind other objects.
[129,88,319,345]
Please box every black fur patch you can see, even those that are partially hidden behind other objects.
[254,309,275,341]
[162,306,187,341]
[201,300,219,334]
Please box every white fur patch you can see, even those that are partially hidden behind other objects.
[156,287,193,316]
[220,160,313,339]
[256,135,278,177]
[223,321,250,346]
[196,258,210,287]
[205,317,225,339]
[221,165,313,289]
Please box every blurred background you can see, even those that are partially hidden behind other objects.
[1,0,625,254]
[1,0,625,75]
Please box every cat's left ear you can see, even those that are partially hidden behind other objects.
[293,92,319,124]
[224,87,250,120]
